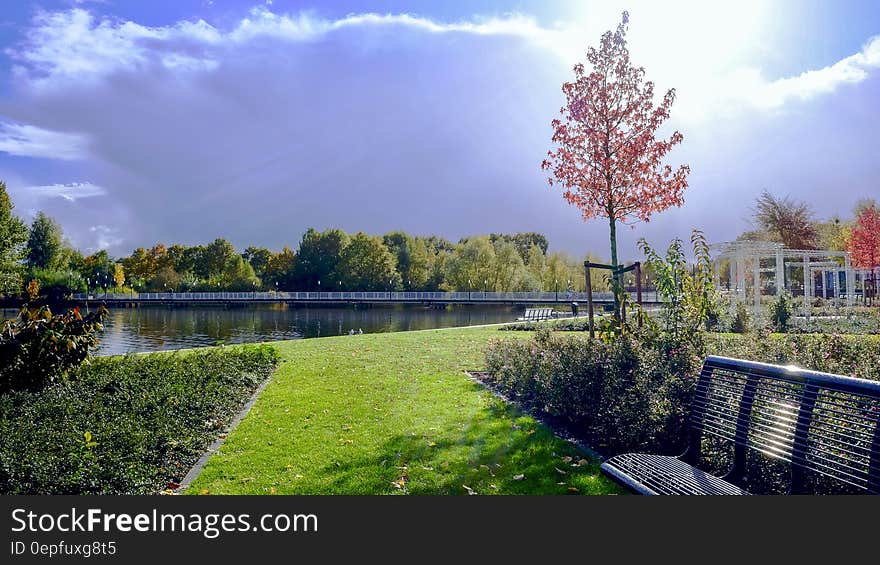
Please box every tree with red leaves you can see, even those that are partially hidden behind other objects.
[542,12,690,315]
[849,204,880,269]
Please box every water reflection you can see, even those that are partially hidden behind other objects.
[35,303,518,355]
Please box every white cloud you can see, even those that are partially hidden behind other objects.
[752,36,880,109]
[88,224,122,250]
[1,5,878,255]
[8,6,880,119]
[23,182,106,202]
[0,121,89,160]
[9,8,567,88]
[8,9,221,87]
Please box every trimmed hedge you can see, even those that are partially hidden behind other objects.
[706,331,880,381]
[483,330,880,457]
[0,344,279,494]
[484,330,699,455]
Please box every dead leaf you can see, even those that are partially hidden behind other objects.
[513,474,525,481]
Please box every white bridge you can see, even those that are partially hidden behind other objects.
[72,290,659,305]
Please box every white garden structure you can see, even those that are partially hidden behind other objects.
[710,241,857,318]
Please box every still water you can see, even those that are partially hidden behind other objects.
[8,304,518,356]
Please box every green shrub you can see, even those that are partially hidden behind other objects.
[730,301,750,333]
[484,330,700,454]
[483,330,880,459]
[768,291,794,332]
[0,344,279,494]
[27,268,86,302]
[498,315,610,332]
[705,332,880,381]
[0,304,108,394]
[638,230,721,345]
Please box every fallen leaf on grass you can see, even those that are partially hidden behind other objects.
[568,487,579,492]
[391,476,408,490]
[199,489,210,495]
[462,485,477,495]
[555,467,567,475]
[513,474,525,481]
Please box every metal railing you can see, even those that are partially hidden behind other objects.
[71,290,659,302]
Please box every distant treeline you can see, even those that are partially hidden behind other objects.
[71,229,606,294]
[0,183,611,297]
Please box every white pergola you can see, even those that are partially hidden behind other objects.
[711,241,855,318]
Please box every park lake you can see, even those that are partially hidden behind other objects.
[4,304,521,356]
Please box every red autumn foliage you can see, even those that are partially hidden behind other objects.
[541,11,690,268]
[848,205,880,268]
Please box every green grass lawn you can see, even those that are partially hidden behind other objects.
[188,326,624,495]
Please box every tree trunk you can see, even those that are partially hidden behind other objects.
[609,215,620,323]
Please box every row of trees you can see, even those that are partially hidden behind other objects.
[117,229,606,294]
[0,181,611,298]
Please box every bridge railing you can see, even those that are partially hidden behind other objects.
[71,290,659,302]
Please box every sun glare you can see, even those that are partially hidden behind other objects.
[558,0,773,120]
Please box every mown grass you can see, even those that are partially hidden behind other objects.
[188,327,624,495]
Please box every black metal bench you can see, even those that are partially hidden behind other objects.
[601,355,880,495]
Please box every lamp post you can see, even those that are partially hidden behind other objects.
[317,279,321,299]
[484,279,488,300]
[468,279,471,302]
[555,278,558,302]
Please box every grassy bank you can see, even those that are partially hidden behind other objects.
[0,344,278,494]
[189,327,624,495]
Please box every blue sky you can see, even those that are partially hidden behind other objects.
[0,0,878,259]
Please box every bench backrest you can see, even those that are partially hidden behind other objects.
[524,308,552,320]
[689,355,880,494]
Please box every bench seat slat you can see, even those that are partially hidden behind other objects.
[601,454,750,495]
